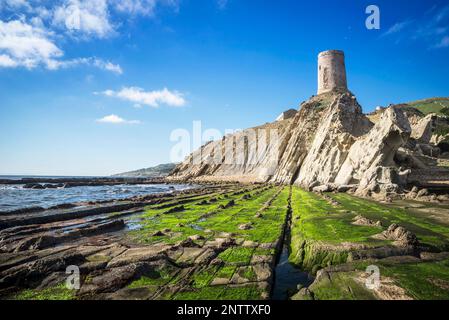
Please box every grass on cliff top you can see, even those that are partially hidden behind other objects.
[406,97,449,116]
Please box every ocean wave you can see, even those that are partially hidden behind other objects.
[0,183,194,211]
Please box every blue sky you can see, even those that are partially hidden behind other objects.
[1,0,448,176]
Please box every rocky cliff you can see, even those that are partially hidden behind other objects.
[168,91,449,198]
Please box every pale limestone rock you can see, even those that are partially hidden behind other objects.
[169,92,420,198]
[276,109,297,121]
[335,107,411,195]
[411,114,436,143]
[312,185,330,193]
[294,92,372,187]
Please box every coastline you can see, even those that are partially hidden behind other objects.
[1,183,448,300]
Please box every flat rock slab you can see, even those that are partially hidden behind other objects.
[107,245,170,268]
[176,248,207,265]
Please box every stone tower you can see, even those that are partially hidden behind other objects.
[317,50,348,95]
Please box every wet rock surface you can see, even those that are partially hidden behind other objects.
[1,183,448,300]
[0,184,288,300]
[288,187,449,300]
[373,224,419,247]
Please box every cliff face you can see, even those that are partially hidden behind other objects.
[168,91,449,197]
[169,115,292,183]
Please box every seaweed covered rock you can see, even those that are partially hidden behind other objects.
[375,224,419,247]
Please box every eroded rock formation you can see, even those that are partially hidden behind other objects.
[169,50,449,198]
[169,89,449,198]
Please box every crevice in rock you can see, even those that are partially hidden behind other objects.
[271,187,313,300]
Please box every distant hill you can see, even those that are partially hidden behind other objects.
[112,163,176,177]
[405,97,449,116]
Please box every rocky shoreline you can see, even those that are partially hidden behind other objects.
[0,183,282,300]
[0,177,168,189]
[1,183,448,300]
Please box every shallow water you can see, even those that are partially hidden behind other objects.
[272,245,314,300]
[0,183,193,211]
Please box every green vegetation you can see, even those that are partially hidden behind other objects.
[127,185,290,248]
[379,258,449,300]
[345,258,449,300]
[289,188,386,271]
[435,123,449,138]
[215,265,237,279]
[128,187,261,244]
[406,97,449,116]
[330,193,449,250]
[9,180,449,301]
[192,266,220,288]
[106,185,449,300]
[288,187,449,300]
[218,247,255,265]
[119,185,289,300]
[305,258,449,300]
[13,283,76,300]
[441,107,449,117]
[220,285,262,300]
[300,271,376,300]
[128,268,175,288]
[289,188,449,270]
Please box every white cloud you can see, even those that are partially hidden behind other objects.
[100,87,186,107]
[0,53,18,67]
[92,58,122,74]
[383,5,449,50]
[0,19,63,69]
[52,0,114,38]
[112,0,179,16]
[48,57,123,74]
[382,20,412,37]
[2,0,31,9]
[96,114,140,124]
[0,19,122,72]
[1,0,181,73]
[50,0,179,38]
[113,0,158,16]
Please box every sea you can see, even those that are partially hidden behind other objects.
[0,175,192,212]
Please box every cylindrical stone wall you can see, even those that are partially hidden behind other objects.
[317,50,348,95]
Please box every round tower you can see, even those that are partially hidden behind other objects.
[317,50,348,95]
